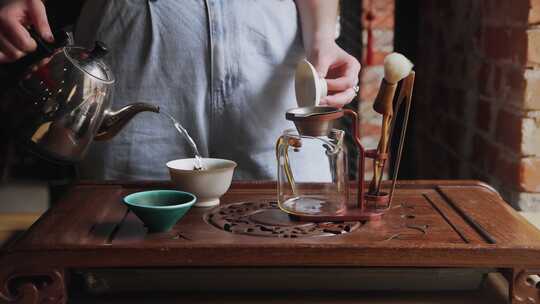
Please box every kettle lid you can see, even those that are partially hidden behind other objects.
[65,41,114,83]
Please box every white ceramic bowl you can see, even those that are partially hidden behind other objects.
[166,158,237,208]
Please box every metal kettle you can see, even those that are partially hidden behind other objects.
[1,29,159,163]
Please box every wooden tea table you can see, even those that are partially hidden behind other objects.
[1,180,540,303]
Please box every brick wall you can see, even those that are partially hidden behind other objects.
[411,0,540,210]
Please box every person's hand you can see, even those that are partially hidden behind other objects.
[307,41,361,108]
[0,0,53,63]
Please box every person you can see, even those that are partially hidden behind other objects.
[0,0,361,180]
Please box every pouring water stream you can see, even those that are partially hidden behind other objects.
[162,112,206,170]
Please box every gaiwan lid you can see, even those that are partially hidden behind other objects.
[295,59,327,107]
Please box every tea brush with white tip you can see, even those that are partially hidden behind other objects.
[369,52,414,195]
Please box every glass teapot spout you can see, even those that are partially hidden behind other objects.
[95,102,160,141]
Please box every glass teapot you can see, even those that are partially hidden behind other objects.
[275,106,389,222]
[276,128,349,217]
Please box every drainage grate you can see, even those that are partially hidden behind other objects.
[205,201,362,238]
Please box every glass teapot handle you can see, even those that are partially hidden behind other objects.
[275,135,298,195]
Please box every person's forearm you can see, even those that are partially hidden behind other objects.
[295,0,339,52]
[294,1,360,107]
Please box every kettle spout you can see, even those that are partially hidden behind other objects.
[95,102,160,141]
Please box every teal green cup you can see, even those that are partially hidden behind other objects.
[123,190,197,233]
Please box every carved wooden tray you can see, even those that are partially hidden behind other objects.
[1,180,540,303]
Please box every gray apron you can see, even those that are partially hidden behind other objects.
[75,0,304,180]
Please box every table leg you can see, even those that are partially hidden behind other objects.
[506,268,540,304]
[0,267,67,304]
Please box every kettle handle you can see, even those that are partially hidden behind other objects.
[9,27,70,69]
[0,27,71,90]
[27,27,71,58]
[27,28,55,56]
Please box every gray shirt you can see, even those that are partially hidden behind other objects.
[75,0,304,180]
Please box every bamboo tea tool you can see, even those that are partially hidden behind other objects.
[369,53,414,199]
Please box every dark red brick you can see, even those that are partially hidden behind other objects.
[494,155,521,189]
[476,98,492,133]
[506,67,525,92]
[483,27,511,59]
[471,133,500,174]
[504,0,529,24]
[449,89,467,118]
[445,118,467,155]
[495,108,524,153]
[478,63,493,97]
